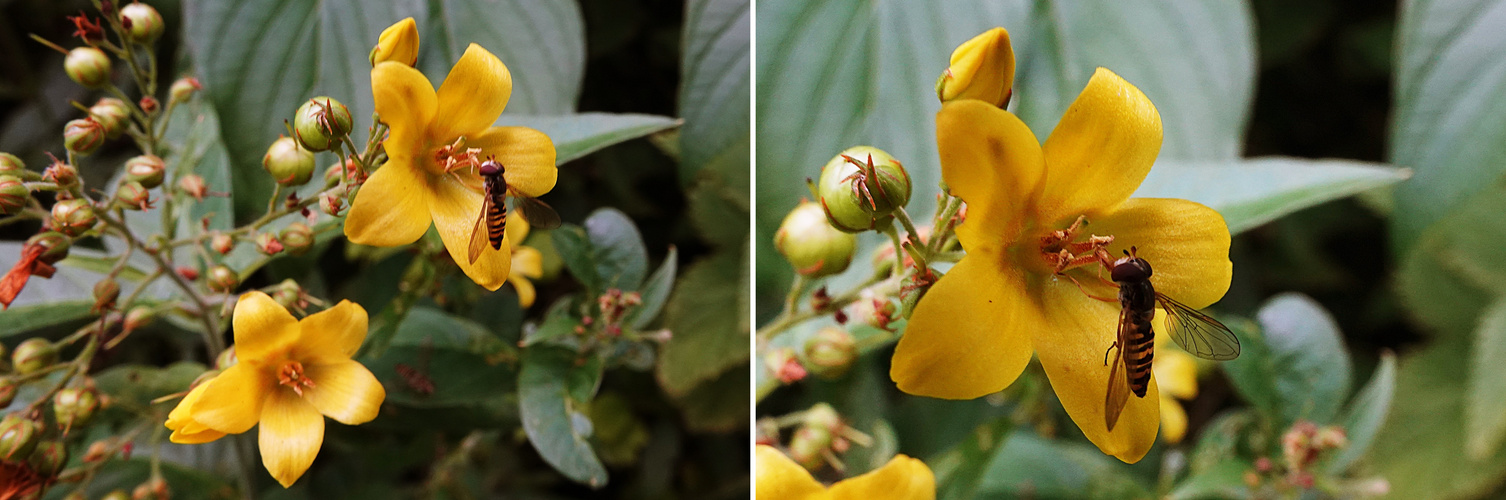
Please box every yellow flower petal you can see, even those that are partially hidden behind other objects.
[232,292,300,364]
[938,27,1015,108]
[829,454,935,500]
[754,445,827,500]
[1094,198,1231,309]
[302,359,385,425]
[512,245,543,279]
[935,100,1044,252]
[344,157,436,247]
[1035,281,1160,463]
[167,381,225,444]
[294,300,368,364]
[259,388,324,488]
[432,44,513,141]
[470,126,558,197]
[509,273,537,308]
[169,426,226,444]
[1036,68,1162,225]
[371,18,419,66]
[371,62,438,158]
[891,254,1037,399]
[189,364,271,434]
[504,210,529,245]
[1155,349,1198,400]
[1159,395,1188,444]
[429,175,512,290]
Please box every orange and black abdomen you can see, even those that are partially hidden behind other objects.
[483,174,508,249]
[1119,280,1157,398]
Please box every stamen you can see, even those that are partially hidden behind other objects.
[277,361,316,396]
[1040,215,1116,275]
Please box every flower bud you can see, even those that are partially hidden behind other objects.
[207,265,238,293]
[169,77,202,102]
[65,47,111,88]
[51,198,98,236]
[292,97,354,152]
[0,378,16,407]
[103,491,131,500]
[124,306,155,332]
[44,159,79,187]
[0,414,41,460]
[323,161,346,188]
[848,293,897,330]
[936,28,1015,108]
[176,266,199,281]
[262,136,315,186]
[899,273,933,320]
[320,191,344,216]
[90,98,132,139]
[118,2,165,44]
[178,173,208,201]
[84,439,114,462]
[124,155,166,188]
[802,327,857,379]
[215,346,237,369]
[93,277,120,312]
[210,232,234,255]
[774,200,857,278]
[371,18,420,66]
[64,118,106,155]
[271,279,302,309]
[115,181,152,210]
[763,347,807,384]
[787,403,843,470]
[817,146,911,232]
[28,232,71,265]
[12,338,57,375]
[27,439,69,477]
[54,387,101,430]
[0,153,36,180]
[139,95,160,115]
[254,232,283,255]
[279,222,313,255]
[0,175,30,215]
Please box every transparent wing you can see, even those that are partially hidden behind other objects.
[466,196,491,265]
[1105,308,1131,432]
[514,196,561,230]
[1157,293,1240,361]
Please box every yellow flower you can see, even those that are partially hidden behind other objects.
[755,445,934,500]
[345,43,557,290]
[370,18,419,66]
[165,292,386,487]
[1154,343,1199,444]
[936,27,1015,108]
[506,211,544,307]
[889,63,1231,461]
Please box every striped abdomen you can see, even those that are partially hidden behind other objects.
[483,174,508,250]
[1119,280,1157,398]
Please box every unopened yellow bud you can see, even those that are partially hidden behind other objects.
[936,27,1015,108]
[371,17,420,66]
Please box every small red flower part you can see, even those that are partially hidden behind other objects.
[67,11,105,44]
[0,238,62,309]
[0,459,45,500]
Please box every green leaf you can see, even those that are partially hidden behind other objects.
[0,301,92,337]
[657,245,749,395]
[1189,410,1259,475]
[1166,459,1252,500]
[1431,187,1506,294]
[360,307,518,408]
[1389,0,1506,252]
[1326,352,1396,473]
[1223,293,1352,426]
[1135,157,1411,234]
[496,113,680,164]
[1468,297,1506,458]
[424,0,584,115]
[679,0,750,186]
[519,346,608,488]
[65,459,237,499]
[163,97,235,232]
[93,362,209,410]
[583,208,649,291]
[625,246,677,330]
[671,363,749,433]
[552,225,599,294]
[974,432,1152,499]
[932,417,1013,500]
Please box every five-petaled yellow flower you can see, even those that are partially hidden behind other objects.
[505,210,544,307]
[756,445,934,500]
[890,28,1231,462]
[345,24,557,291]
[166,292,386,487]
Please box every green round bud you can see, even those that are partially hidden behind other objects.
[53,387,101,430]
[51,198,98,236]
[115,181,152,210]
[178,173,208,201]
[320,191,344,216]
[102,490,131,500]
[254,232,283,255]
[12,338,57,375]
[89,98,132,139]
[124,155,166,188]
[0,414,41,461]
[271,279,302,309]
[64,118,106,155]
[774,200,857,278]
[816,146,912,232]
[118,2,165,44]
[65,47,111,88]
[0,378,16,407]
[27,439,68,477]
[27,232,71,265]
[802,326,857,379]
[94,277,121,311]
[170,77,202,102]
[279,222,313,255]
[43,160,78,187]
[124,306,155,332]
[0,175,30,215]
[207,265,238,293]
[215,346,237,369]
[262,136,315,186]
[293,97,354,152]
[0,153,35,181]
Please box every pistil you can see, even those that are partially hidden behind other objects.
[277,361,316,396]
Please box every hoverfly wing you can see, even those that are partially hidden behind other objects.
[466,195,492,265]
[1105,308,1132,432]
[1156,294,1240,361]
[514,196,561,230]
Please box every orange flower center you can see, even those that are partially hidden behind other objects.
[277,361,316,396]
[1038,215,1116,278]
[432,136,482,177]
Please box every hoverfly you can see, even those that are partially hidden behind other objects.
[1104,247,1240,432]
[466,157,560,264]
